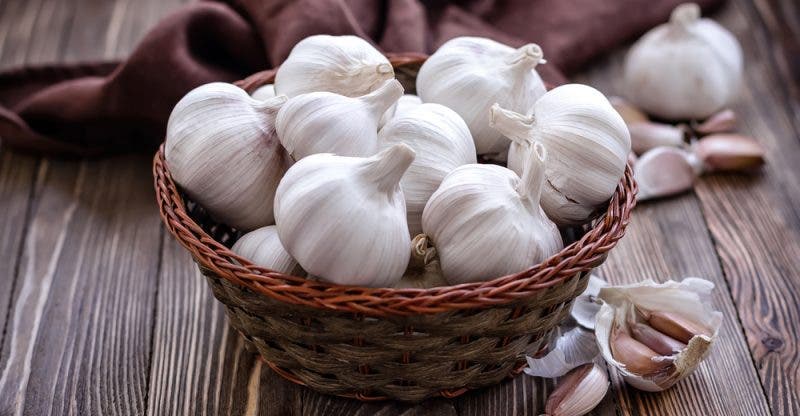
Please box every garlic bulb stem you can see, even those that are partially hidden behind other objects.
[361,78,405,120]
[489,103,535,174]
[361,144,416,192]
[518,142,546,202]
[670,3,700,30]
[505,44,545,72]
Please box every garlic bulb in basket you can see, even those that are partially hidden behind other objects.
[416,37,547,155]
[379,94,423,128]
[165,82,290,231]
[378,103,476,236]
[251,84,275,101]
[489,84,631,225]
[276,79,403,161]
[422,142,562,284]
[274,35,394,98]
[624,3,743,120]
[595,278,722,391]
[274,144,415,287]
[232,226,298,274]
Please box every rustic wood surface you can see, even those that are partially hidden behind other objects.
[0,0,797,415]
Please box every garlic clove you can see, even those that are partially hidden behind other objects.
[251,84,276,101]
[634,147,698,201]
[629,322,686,356]
[642,311,711,344]
[231,225,299,275]
[525,327,599,378]
[610,96,649,125]
[570,275,609,330]
[276,79,403,161]
[628,121,686,155]
[610,326,672,376]
[692,133,765,172]
[544,363,609,416]
[274,35,393,98]
[379,94,423,129]
[695,109,737,135]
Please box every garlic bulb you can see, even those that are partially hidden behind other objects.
[251,84,275,101]
[422,142,562,284]
[490,84,631,225]
[379,94,423,128]
[276,79,403,161]
[232,226,298,274]
[594,278,722,392]
[165,82,290,231]
[378,103,476,236]
[274,144,415,287]
[416,37,547,155]
[274,35,394,98]
[624,3,743,120]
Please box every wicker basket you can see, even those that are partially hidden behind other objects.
[153,53,637,402]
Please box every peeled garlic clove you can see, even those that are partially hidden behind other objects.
[525,327,599,378]
[628,121,685,155]
[379,94,423,128]
[232,225,299,274]
[624,3,743,120]
[422,142,563,284]
[378,103,476,236]
[490,84,631,225]
[274,144,414,287]
[695,109,737,134]
[274,35,393,98]
[417,37,547,155]
[545,363,609,416]
[251,84,276,101]
[630,322,686,356]
[276,79,403,161]
[634,147,698,201]
[165,83,290,231]
[692,133,765,172]
[570,275,609,330]
[610,96,649,125]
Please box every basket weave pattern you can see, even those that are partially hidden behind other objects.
[154,53,637,401]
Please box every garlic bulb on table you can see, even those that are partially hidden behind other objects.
[232,226,298,274]
[276,79,403,161]
[490,84,631,225]
[274,144,415,287]
[624,3,743,120]
[274,35,394,98]
[422,142,562,284]
[416,37,547,155]
[378,103,476,236]
[165,82,290,231]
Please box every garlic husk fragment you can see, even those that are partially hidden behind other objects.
[595,278,722,392]
[692,134,765,172]
[165,83,290,231]
[274,35,394,98]
[634,147,699,201]
[251,84,276,101]
[570,275,609,330]
[276,79,403,161]
[232,226,299,274]
[379,94,423,128]
[274,144,414,287]
[545,363,609,416]
[624,3,743,120]
[525,327,599,378]
[417,37,547,155]
[490,84,631,225]
[378,103,476,236]
[628,122,686,155]
[394,234,448,289]
[422,142,563,284]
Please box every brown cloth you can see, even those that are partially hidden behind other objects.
[0,0,722,156]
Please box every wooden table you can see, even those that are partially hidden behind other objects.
[0,0,797,414]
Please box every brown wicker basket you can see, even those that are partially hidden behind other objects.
[153,53,637,402]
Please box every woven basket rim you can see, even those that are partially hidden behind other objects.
[154,53,637,318]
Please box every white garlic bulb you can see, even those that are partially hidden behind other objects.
[232,226,298,274]
[490,84,631,225]
[276,79,403,161]
[379,94,423,128]
[378,103,476,236]
[422,142,562,284]
[624,3,743,120]
[165,82,290,231]
[274,144,415,287]
[251,84,276,101]
[594,278,722,392]
[416,37,547,155]
[274,35,394,98]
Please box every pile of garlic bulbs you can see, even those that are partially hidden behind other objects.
[165,34,630,289]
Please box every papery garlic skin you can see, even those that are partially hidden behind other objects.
[416,37,547,155]
[378,103,476,236]
[490,84,631,225]
[274,35,394,98]
[276,79,403,161]
[379,94,423,128]
[624,3,743,120]
[274,144,414,287]
[545,363,609,416]
[422,143,562,284]
[232,226,298,274]
[251,84,276,101]
[165,83,290,231]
